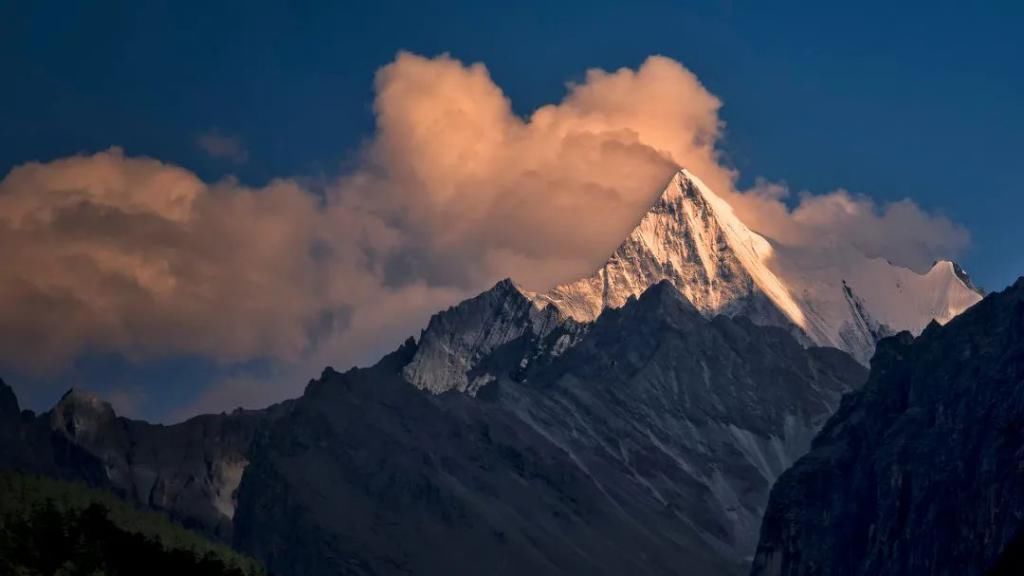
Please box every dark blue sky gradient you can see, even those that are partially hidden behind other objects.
[5,1,1022,286]
[3,1,1021,418]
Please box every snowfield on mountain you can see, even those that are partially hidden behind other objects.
[404,169,982,395]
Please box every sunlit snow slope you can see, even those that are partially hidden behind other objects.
[534,169,982,364]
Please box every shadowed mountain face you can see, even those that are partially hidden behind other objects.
[751,278,1024,576]
[233,281,865,576]
[401,278,578,395]
[0,381,287,541]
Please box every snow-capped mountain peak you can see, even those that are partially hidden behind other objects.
[403,168,982,394]
[533,168,982,364]
[533,169,808,333]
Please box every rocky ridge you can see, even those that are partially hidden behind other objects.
[750,277,1024,575]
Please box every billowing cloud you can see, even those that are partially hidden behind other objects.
[343,52,729,289]
[197,130,249,164]
[0,149,460,376]
[720,181,969,271]
[788,191,968,267]
[0,52,970,417]
[335,51,964,288]
[0,149,325,371]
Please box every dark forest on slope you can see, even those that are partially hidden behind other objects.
[0,473,265,576]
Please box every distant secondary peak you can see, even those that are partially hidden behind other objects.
[491,277,525,295]
[56,388,111,411]
[50,388,116,439]
[924,259,985,297]
[0,379,18,416]
[950,261,984,295]
[401,275,564,395]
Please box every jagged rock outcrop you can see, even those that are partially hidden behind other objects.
[402,278,580,394]
[0,383,288,541]
[0,379,18,421]
[234,281,865,576]
[0,380,111,484]
[750,277,1024,576]
[49,389,285,539]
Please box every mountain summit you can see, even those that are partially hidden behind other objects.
[533,169,981,364]
[534,169,806,335]
[402,169,980,395]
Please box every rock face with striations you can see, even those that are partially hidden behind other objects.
[402,278,578,395]
[233,281,865,576]
[750,278,1024,576]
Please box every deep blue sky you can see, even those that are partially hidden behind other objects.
[3,1,1022,418]
[5,1,1022,286]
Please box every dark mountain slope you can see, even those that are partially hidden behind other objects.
[0,379,288,541]
[751,278,1024,576]
[234,281,865,576]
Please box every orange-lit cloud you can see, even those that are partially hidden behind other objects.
[0,146,464,380]
[344,52,728,289]
[0,53,970,415]
[0,149,325,370]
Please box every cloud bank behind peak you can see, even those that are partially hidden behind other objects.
[0,52,969,417]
